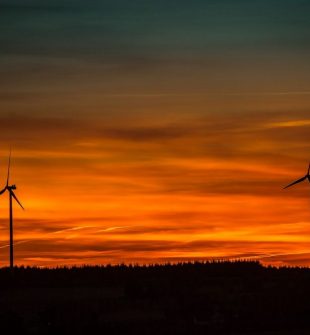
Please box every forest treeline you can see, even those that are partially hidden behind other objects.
[1,261,310,334]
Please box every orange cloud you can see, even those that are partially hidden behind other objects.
[0,84,310,267]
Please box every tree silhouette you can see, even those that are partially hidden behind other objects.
[1,261,310,334]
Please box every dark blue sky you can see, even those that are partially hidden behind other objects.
[1,0,310,56]
[0,1,309,114]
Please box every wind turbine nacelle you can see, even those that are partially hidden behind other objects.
[11,185,16,190]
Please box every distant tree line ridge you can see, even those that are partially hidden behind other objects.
[1,260,310,334]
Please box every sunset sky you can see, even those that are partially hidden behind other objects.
[0,0,310,267]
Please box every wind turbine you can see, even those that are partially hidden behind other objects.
[283,163,310,189]
[0,152,24,269]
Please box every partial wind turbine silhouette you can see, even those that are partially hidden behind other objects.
[283,163,310,189]
[0,151,24,269]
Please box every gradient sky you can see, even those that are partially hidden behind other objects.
[0,0,310,267]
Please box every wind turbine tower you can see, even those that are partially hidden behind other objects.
[0,152,24,269]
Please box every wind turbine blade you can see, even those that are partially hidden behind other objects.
[6,149,11,187]
[0,187,7,195]
[283,175,307,189]
[10,190,24,210]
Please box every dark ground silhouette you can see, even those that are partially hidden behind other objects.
[1,261,310,334]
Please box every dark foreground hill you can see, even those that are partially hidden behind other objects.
[1,261,310,335]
